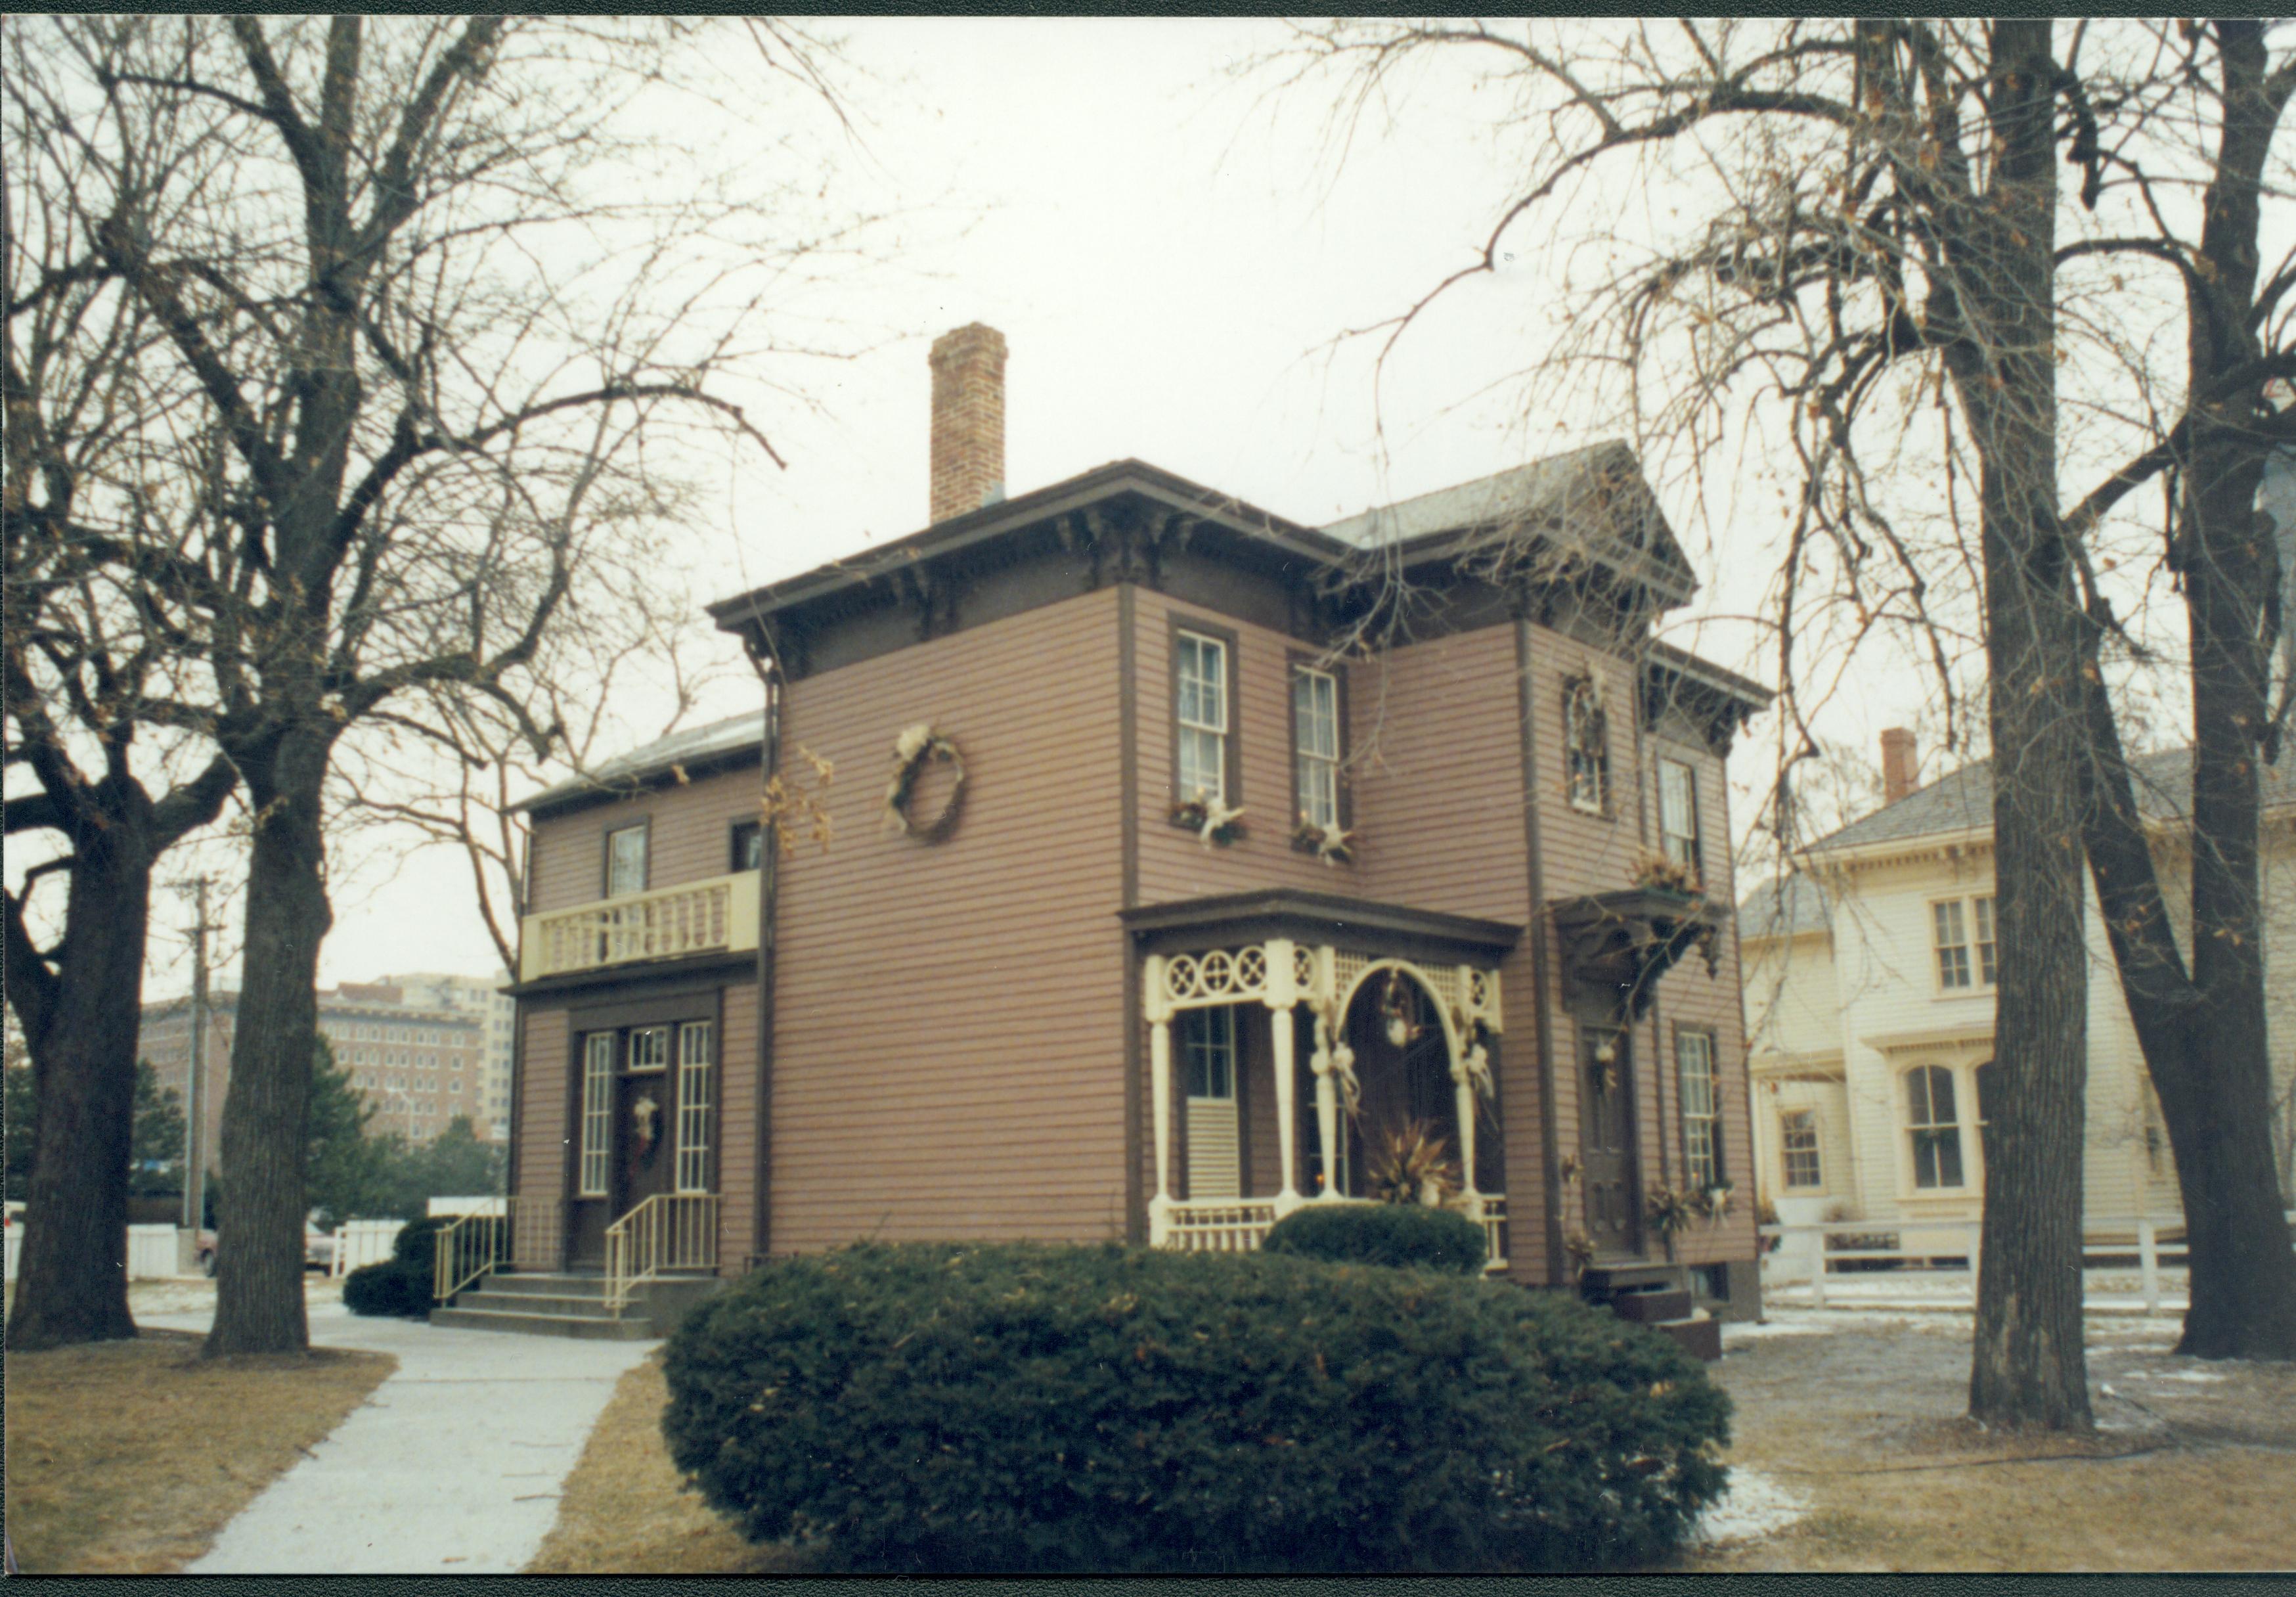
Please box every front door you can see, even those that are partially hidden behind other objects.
[1578,1023,1641,1256]
[615,1024,676,1217]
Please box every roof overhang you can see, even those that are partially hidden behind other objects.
[1858,1023,1995,1057]
[1800,824,1995,872]
[1118,888,1520,966]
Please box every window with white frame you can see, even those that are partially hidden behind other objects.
[628,1025,670,1073]
[578,1033,614,1196]
[1678,1029,1722,1189]
[606,823,648,898]
[1932,895,1997,990]
[1905,1064,1965,1188]
[1659,757,1700,873]
[1780,1108,1823,1188]
[1176,632,1229,803]
[1292,665,1340,829]
[675,1021,714,1194]
[1564,679,1608,813]
[1183,1006,1235,1099]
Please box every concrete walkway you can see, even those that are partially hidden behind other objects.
[138,1299,655,1574]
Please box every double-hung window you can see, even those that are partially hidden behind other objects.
[1176,631,1229,804]
[1932,895,1997,991]
[606,822,649,898]
[1780,1109,1823,1188]
[1292,665,1341,830]
[1564,680,1608,814]
[1905,1064,1964,1188]
[1678,1029,1721,1190]
[1181,1006,1239,1199]
[1659,757,1701,874]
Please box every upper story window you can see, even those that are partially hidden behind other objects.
[1780,1108,1823,1188]
[1905,1063,1965,1188]
[1564,679,1608,815]
[1677,1029,1721,1190]
[1932,894,1997,991]
[731,820,764,873]
[606,822,649,898]
[1292,665,1342,830]
[1659,757,1700,873]
[1176,629,1230,804]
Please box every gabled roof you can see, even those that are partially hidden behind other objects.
[1320,441,1695,604]
[1736,872,1834,942]
[513,709,766,816]
[1808,744,2296,856]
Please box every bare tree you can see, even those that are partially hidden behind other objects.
[1273,16,2296,1413]
[3,51,240,1349]
[7,14,873,1355]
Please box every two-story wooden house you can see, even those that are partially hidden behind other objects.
[473,325,1770,1332]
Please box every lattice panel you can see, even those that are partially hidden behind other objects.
[1162,947,1269,1009]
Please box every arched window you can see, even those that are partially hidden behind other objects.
[1564,679,1608,814]
[1905,1064,1964,1188]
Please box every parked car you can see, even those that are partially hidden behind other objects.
[192,1217,336,1276]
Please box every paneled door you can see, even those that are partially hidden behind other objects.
[1578,1024,1641,1257]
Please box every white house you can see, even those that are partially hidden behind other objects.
[1741,733,2296,1244]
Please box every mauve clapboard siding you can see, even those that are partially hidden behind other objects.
[514,1004,570,1267]
[767,588,1126,1252]
[717,980,759,1266]
[526,765,760,915]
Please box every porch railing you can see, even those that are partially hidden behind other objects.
[519,871,760,981]
[433,1198,513,1303]
[1163,1194,1510,1274]
[604,1191,719,1314]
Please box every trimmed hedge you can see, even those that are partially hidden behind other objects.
[1260,1201,1486,1274]
[342,1257,431,1318]
[662,1242,1729,1573]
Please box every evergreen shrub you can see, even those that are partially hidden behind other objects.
[342,1257,430,1317]
[661,1242,1729,1573]
[1260,1201,1486,1273]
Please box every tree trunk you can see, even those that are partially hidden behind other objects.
[1960,18,2093,1431]
[204,731,334,1357]
[4,818,150,1351]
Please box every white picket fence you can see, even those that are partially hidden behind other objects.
[1760,1211,2296,1315]
[5,1223,185,1282]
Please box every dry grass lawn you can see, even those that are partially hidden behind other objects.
[536,1313,2296,1575]
[4,1330,394,1573]
[1685,1315,2296,1573]
[527,1351,805,1574]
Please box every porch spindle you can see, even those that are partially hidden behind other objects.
[1310,1013,1342,1202]
[1264,938,1300,1211]
[1145,955,1173,1246]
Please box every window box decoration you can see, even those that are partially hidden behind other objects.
[1171,791,1247,848]
[1291,813,1355,865]
[883,723,965,842]
[1629,847,1702,897]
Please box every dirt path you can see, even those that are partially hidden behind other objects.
[1685,1311,2296,1571]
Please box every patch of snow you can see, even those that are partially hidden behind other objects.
[2123,1368,2227,1384]
[1687,1467,1807,1548]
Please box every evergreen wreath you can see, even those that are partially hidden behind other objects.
[883,722,966,842]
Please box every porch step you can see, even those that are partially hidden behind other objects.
[1580,1266,1721,1362]
[1610,1287,1694,1324]
[1652,1309,1721,1362]
[472,1272,610,1299]
[429,1305,654,1341]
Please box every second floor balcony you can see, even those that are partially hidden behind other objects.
[519,872,761,982]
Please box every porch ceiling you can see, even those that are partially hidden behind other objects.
[1119,888,1520,966]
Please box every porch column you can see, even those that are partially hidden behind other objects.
[1310,1012,1342,1202]
[1449,1025,1483,1221]
[1264,939,1300,1213]
[1145,954,1174,1246]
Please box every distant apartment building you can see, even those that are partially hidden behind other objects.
[139,978,499,1175]
[382,972,516,1144]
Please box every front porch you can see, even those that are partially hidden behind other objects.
[1123,889,1522,1275]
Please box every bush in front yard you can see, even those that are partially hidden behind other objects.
[389,1214,453,1272]
[1260,1201,1487,1274]
[342,1258,431,1318]
[661,1242,1729,1573]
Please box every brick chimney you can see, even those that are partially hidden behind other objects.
[1880,727,1918,805]
[929,323,1007,524]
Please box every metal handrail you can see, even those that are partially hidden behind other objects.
[603,1191,718,1314]
[433,1199,513,1303]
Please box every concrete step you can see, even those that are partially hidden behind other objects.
[1650,1309,1721,1363]
[1612,1287,1694,1324]
[454,1290,621,1318]
[429,1305,654,1341]
[476,1272,611,1299]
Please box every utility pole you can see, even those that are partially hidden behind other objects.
[176,877,215,1233]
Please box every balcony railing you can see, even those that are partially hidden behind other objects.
[1163,1194,1509,1274]
[518,871,760,981]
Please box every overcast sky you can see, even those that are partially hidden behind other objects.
[144,18,1954,1000]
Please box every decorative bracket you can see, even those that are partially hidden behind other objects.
[1549,886,1722,1022]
